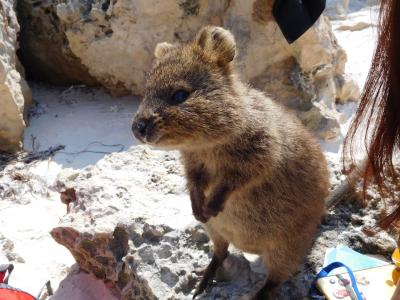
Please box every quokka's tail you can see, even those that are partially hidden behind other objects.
[325,159,367,209]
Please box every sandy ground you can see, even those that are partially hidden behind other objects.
[0,5,382,299]
[24,84,140,169]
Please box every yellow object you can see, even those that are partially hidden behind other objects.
[392,269,400,285]
[392,248,400,267]
[392,248,400,285]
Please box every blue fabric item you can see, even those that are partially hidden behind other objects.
[309,261,363,300]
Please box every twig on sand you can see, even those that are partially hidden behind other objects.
[0,145,65,168]
[58,141,125,156]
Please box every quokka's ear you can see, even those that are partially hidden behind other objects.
[154,42,175,59]
[194,26,236,65]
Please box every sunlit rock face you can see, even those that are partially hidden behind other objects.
[0,0,31,152]
[18,0,359,140]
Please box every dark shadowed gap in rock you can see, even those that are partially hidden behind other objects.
[105,29,114,37]
[102,0,111,11]
[117,263,131,290]
[32,1,41,8]
[81,0,94,18]
[179,0,200,16]
[16,0,99,87]
[110,226,129,261]
[250,57,315,112]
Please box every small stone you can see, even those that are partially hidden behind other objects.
[142,224,164,241]
[156,243,173,259]
[6,252,25,263]
[14,162,25,170]
[137,245,155,264]
[160,266,179,287]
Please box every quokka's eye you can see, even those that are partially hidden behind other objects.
[170,90,190,105]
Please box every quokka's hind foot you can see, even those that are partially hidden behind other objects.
[192,229,229,299]
[251,279,281,300]
[192,251,229,299]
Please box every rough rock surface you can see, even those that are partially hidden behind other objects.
[0,0,31,152]
[50,146,396,299]
[51,226,157,300]
[16,0,98,87]
[17,0,359,140]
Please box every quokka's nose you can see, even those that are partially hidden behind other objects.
[136,121,147,136]
[132,119,149,141]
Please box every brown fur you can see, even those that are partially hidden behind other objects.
[132,26,330,299]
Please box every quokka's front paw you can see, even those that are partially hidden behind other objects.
[201,201,224,219]
[193,210,210,223]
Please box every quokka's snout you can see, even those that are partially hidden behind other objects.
[131,115,153,143]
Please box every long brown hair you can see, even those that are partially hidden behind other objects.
[343,0,400,229]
